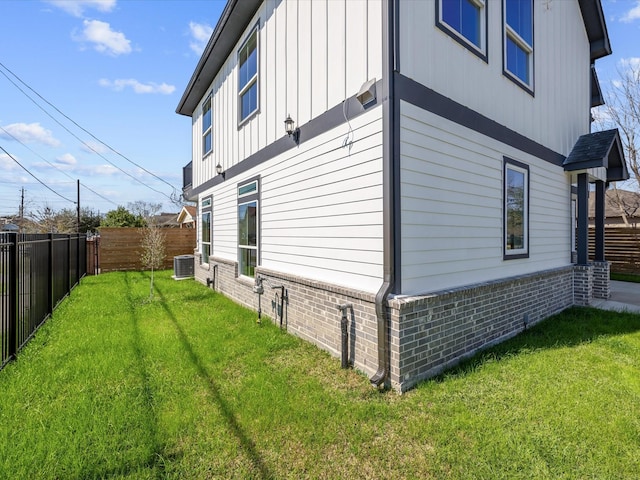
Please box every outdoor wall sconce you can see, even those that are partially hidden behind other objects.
[215,163,225,179]
[284,114,300,144]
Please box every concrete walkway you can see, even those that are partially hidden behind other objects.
[591,280,640,314]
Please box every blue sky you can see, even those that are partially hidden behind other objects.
[0,0,226,217]
[0,0,638,218]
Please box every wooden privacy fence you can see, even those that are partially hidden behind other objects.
[589,227,640,274]
[98,227,196,273]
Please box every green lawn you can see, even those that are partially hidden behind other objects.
[611,272,640,283]
[1,270,639,479]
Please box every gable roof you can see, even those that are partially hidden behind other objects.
[177,205,196,224]
[177,0,612,117]
[577,0,612,61]
[563,129,629,182]
[176,0,261,116]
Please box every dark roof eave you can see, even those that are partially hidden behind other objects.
[176,0,262,117]
[578,0,612,61]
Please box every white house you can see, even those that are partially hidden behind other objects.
[177,0,627,392]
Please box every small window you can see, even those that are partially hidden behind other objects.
[238,25,258,123]
[503,0,533,90]
[237,177,260,277]
[202,94,212,157]
[504,158,529,259]
[437,0,487,59]
[201,196,212,264]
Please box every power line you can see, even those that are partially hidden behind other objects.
[0,125,118,207]
[0,144,76,204]
[0,61,176,201]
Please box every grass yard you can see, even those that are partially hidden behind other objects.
[1,270,639,479]
[611,272,640,283]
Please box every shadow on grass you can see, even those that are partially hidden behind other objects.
[437,306,640,380]
[152,279,272,480]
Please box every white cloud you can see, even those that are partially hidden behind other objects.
[99,78,175,94]
[0,153,20,172]
[619,57,640,70]
[93,164,119,176]
[0,122,61,147]
[46,0,117,17]
[56,153,77,166]
[621,1,640,23]
[189,21,213,55]
[76,19,131,56]
[79,141,108,154]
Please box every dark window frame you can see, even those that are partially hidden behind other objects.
[200,196,212,265]
[502,0,535,95]
[503,157,530,260]
[202,93,213,157]
[436,0,488,62]
[237,22,260,126]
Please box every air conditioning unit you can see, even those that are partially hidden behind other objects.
[173,254,194,279]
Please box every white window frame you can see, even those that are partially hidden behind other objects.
[436,0,487,60]
[200,196,212,265]
[202,93,212,157]
[237,24,259,125]
[237,177,260,278]
[503,0,534,91]
[504,158,529,259]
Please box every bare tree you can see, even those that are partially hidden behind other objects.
[594,62,640,222]
[140,217,166,299]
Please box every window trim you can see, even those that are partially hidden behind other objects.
[200,196,212,265]
[436,0,488,62]
[503,157,529,260]
[202,93,212,158]
[237,22,260,126]
[237,175,260,278]
[502,0,534,94]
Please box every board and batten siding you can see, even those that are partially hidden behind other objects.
[400,101,571,296]
[399,0,590,157]
[200,107,384,293]
[190,0,383,191]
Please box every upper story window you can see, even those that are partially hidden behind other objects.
[437,0,487,60]
[504,0,533,91]
[238,25,259,124]
[202,94,212,157]
[504,158,529,259]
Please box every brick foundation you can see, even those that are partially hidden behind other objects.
[592,261,611,300]
[389,267,574,392]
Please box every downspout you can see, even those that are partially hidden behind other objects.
[370,0,397,388]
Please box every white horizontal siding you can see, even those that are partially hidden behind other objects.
[191,0,384,191]
[198,107,384,292]
[399,0,590,156]
[400,101,571,296]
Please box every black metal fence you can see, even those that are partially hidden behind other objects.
[1,233,86,370]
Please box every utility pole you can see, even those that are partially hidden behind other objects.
[19,187,24,220]
[77,179,80,233]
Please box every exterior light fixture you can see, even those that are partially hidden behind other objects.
[216,163,225,179]
[284,114,300,144]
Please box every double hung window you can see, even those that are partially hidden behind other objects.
[504,158,529,259]
[238,25,258,123]
[202,94,212,157]
[237,177,259,277]
[437,0,487,59]
[504,0,533,89]
[201,196,212,264]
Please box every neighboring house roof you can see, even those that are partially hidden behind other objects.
[151,213,181,227]
[563,129,629,182]
[589,189,640,220]
[177,205,196,224]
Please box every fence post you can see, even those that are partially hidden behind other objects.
[8,233,18,360]
[48,233,54,316]
[76,233,80,285]
[66,234,71,293]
